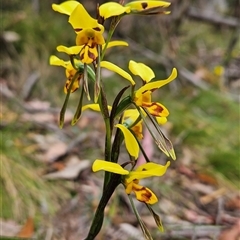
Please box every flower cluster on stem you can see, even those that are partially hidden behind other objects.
[50,1,177,239]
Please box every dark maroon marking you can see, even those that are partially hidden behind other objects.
[88,51,96,60]
[87,42,97,48]
[80,52,84,60]
[93,27,101,31]
[142,188,152,198]
[143,88,157,94]
[143,102,164,115]
[74,28,83,32]
[141,2,148,9]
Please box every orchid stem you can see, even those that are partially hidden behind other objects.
[84,174,121,240]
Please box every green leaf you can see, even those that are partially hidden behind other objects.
[114,95,132,119]
[110,86,130,129]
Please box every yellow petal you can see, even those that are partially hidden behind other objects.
[69,4,99,30]
[115,124,139,159]
[127,161,170,182]
[125,180,134,194]
[129,60,155,83]
[99,2,130,19]
[49,55,69,68]
[123,109,140,126]
[82,104,112,112]
[52,1,79,15]
[100,61,135,85]
[57,45,82,55]
[126,1,171,12]
[156,116,167,125]
[104,40,129,49]
[136,68,177,96]
[92,159,129,175]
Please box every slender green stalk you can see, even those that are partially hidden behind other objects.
[98,89,112,189]
[84,174,121,240]
[101,15,121,59]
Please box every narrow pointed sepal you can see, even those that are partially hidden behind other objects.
[71,86,84,126]
[83,64,91,100]
[59,72,79,128]
[146,204,164,232]
[128,195,153,240]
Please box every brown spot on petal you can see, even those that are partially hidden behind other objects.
[141,2,148,9]
[143,102,165,116]
[74,28,83,32]
[88,51,96,60]
[93,27,101,31]
[142,88,157,94]
[80,52,84,61]
[140,187,152,202]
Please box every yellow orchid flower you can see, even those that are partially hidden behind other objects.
[70,4,105,64]
[126,0,171,15]
[92,159,170,204]
[49,55,82,93]
[133,66,177,118]
[53,2,105,64]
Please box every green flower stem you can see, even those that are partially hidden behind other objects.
[101,29,114,59]
[101,16,121,59]
[98,89,112,189]
[85,174,121,240]
[133,130,150,163]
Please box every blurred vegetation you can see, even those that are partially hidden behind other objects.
[1,0,239,236]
